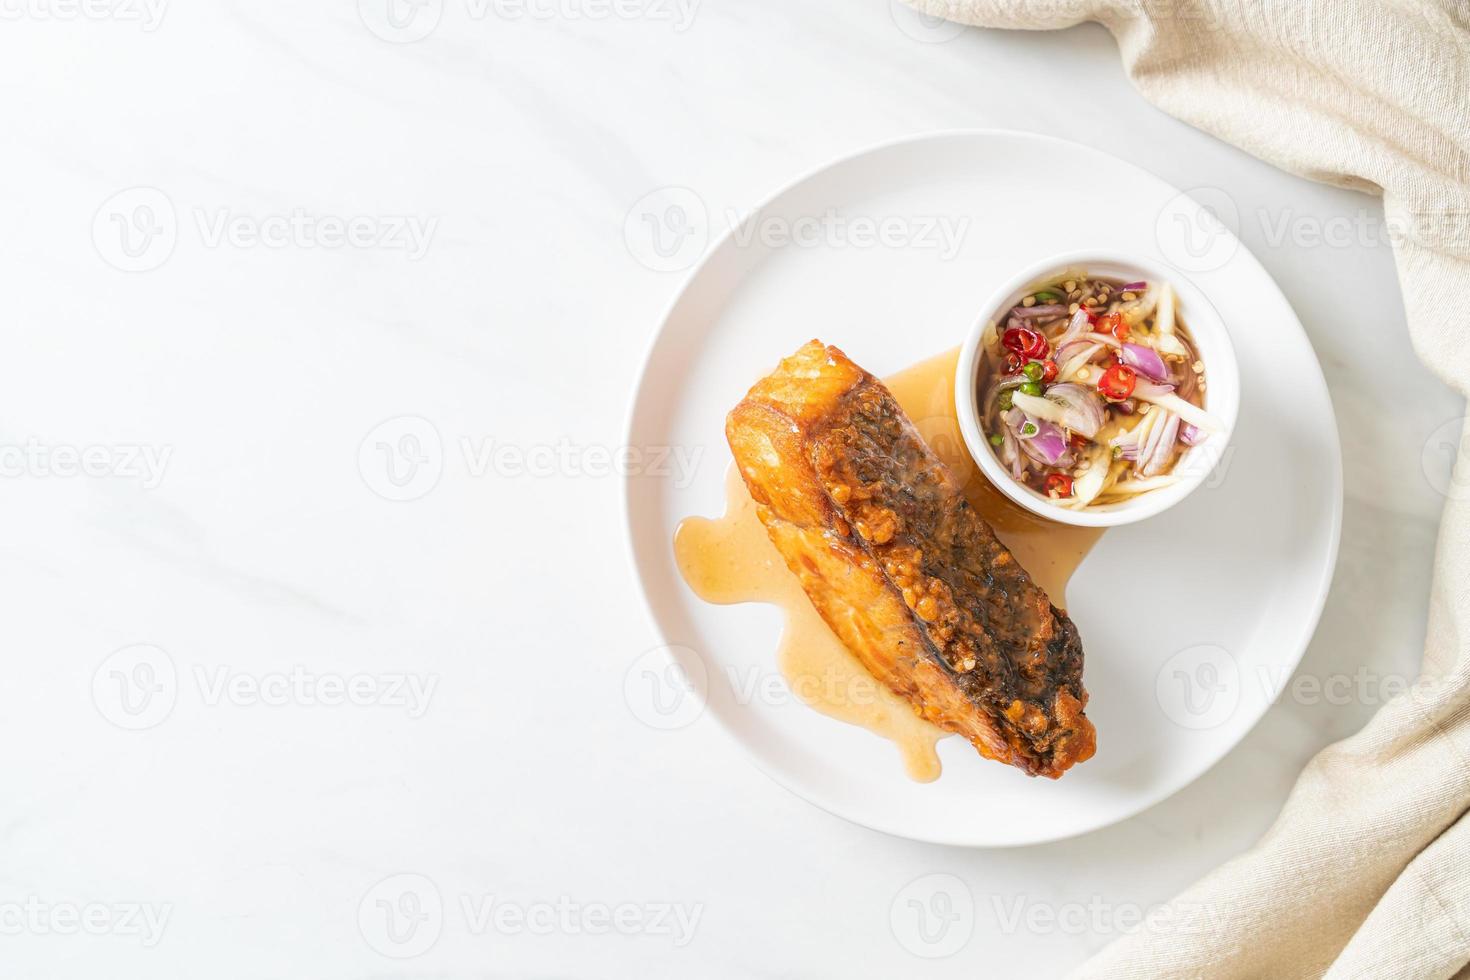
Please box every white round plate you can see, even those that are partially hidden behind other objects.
[624,131,1341,847]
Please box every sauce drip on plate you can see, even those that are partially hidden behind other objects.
[674,348,1105,781]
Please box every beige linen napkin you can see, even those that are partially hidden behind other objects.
[902,1,1470,976]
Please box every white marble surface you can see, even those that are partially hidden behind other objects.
[1,2,1462,977]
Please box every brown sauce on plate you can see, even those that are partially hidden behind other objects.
[674,348,1104,781]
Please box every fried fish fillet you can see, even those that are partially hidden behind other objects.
[727,340,1095,777]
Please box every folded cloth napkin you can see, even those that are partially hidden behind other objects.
[903,1,1470,977]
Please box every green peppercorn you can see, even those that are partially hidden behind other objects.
[1020,381,1044,397]
[997,390,1014,411]
[1034,290,1060,302]
[1022,361,1044,381]
[989,433,1004,447]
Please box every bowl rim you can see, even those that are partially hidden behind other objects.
[954,249,1241,528]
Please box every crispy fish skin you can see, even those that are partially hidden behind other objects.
[726,340,1095,778]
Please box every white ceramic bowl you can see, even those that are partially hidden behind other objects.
[955,251,1241,528]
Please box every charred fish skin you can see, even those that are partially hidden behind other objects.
[727,340,1095,778]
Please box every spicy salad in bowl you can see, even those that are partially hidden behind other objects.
[956,253,1239,528]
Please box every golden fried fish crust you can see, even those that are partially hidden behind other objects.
[726,340,1095,778]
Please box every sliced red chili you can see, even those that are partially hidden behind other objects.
[1098,312,1130,342]
[1044,473,1074,498]
[1097,363,1138,402]
[1002,326,1049,361]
